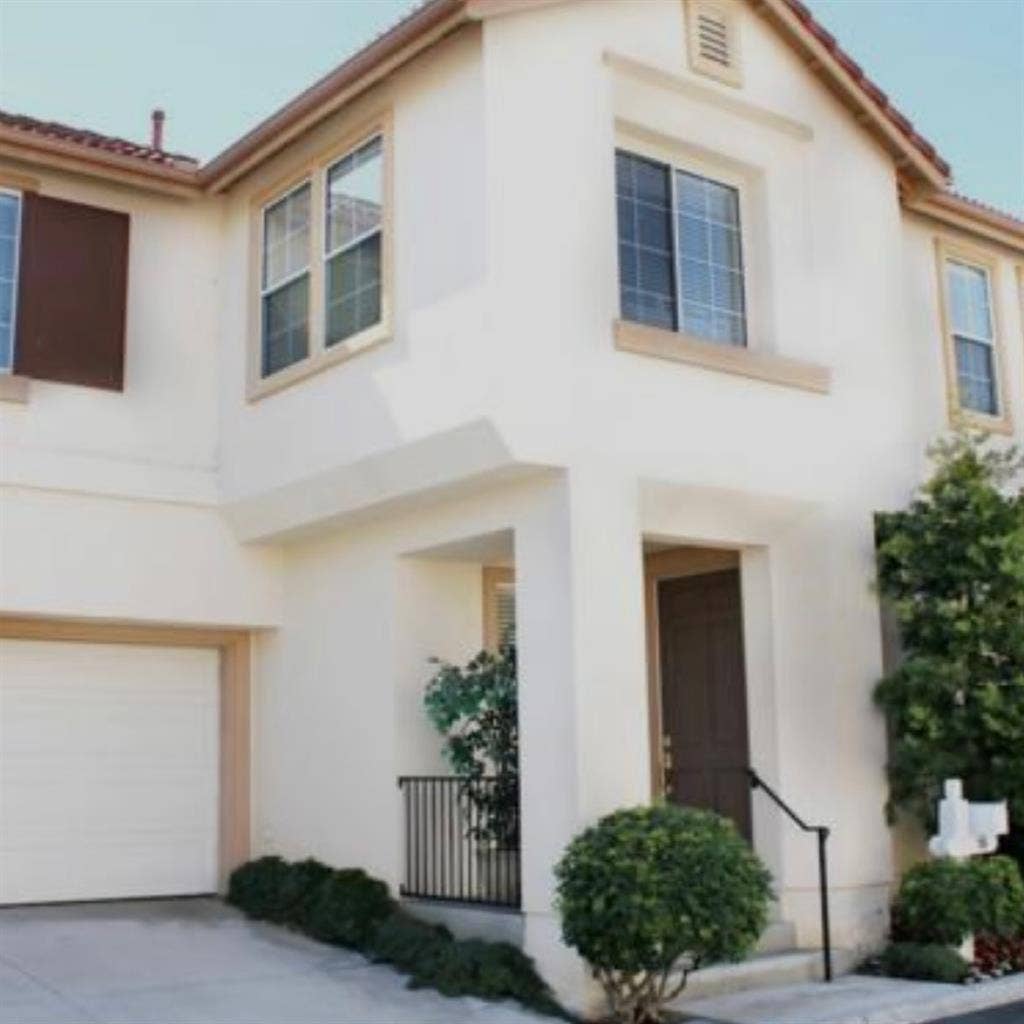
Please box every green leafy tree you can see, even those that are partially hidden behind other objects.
[874,432,1024,862]
[424,643,518,847]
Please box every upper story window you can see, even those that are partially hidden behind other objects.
[252,124,389,399]
[0,189,23,373]
[935,241,1011,434]
[616,150,747,347]
[261,182,311,377]
[325,136,383,348]
[946,260,997,415]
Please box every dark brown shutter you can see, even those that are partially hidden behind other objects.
[14,193,129,390]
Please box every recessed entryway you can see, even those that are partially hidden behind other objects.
[0,619,251,906]
[644,547,753,839]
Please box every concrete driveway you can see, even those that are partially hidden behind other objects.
[0,898,551,1024]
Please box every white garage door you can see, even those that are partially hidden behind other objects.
[0,640,220,905]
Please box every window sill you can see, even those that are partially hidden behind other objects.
[247,321,391,402]
[613,320,831,395]
[0,374,30,404]
[949,406,1014,437]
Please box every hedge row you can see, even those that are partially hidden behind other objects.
[226,856,565,1018]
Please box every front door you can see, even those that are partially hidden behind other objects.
[658,568,752,840]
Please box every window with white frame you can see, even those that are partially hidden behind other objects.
[0,189,23,372]
[945,258,999,416]
[616,150,747,346]
[260,181,311,378]
[325,135,383,347]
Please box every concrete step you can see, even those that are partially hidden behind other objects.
[674,950,829,1003]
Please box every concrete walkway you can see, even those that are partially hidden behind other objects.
[0,898,552,1024]
[681,973,1024,1024]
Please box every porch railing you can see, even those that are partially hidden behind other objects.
[747,767,833,982]
[397,775,521,909]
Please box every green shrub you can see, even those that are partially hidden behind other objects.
[879,942,969,983]
[366,910,452,975]
[413,938,563,1016]
[272,858,334,928]
[891,859,974,946]
[226,856,292,920]
[969,856,1024,939]
[306,868,395,949]
[556,805,772,1023]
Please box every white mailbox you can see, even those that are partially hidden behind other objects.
[928,779,1008,860]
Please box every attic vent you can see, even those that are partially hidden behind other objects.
[685,0,742,87]
[697,10,730,66]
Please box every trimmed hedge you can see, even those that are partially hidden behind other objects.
[879,943,969,984]
[969,856,1024,939]
[226,857,564,1018]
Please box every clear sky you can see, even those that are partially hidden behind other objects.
[0,0,1021,214]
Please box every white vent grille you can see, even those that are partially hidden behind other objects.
[697,10,731,68]
[686,0,742,87]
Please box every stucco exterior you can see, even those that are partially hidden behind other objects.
[1,0,1021,1011]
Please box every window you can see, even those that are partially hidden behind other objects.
[935,242,1011,434]
[325,136,383,348]
[252,126,389,395]
[0,190,22,372]
[483,567,515,651]
[616,150,747,346]
[946,260,998,415]
[260,181,311,377]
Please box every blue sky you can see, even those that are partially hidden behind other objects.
[0,0,1021,214]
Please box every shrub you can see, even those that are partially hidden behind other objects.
[226,856,292,920]
[272,857,334,928]
[366,910,452,975]
[969,856,1024,939]
[414,938,563,1017]
[306,868,395,949]
[879,943,969,983]
[891,860,974,946]
[556,805,772,1024]
[975,933,1024,974]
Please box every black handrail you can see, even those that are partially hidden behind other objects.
[747,767,833,982]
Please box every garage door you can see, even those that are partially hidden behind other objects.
[0,640,220,905]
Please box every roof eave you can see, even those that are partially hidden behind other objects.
[0,126,200,198]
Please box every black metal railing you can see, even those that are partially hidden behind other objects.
[397,776,521,909]
[747,767,833,982]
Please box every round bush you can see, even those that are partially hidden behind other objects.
[891,859,974,946]
[879,942,968,984]
[273,858,334,928]
[306,868,395,949]
[556,805,772,1022]
[969,856,1024,939]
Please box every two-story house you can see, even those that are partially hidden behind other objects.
[1,0,1021,1008]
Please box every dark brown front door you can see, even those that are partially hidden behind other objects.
[658,568,752,840]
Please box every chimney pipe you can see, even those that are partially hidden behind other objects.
[150,109,165,151]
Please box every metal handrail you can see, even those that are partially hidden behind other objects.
[747,767,833,982]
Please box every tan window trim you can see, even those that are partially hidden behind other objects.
[684,0,743,88]
[614,319,831,394]
[0,374,29,403]
[246,110,393,402]
[482,566,514,652]
[933,237,1013,436]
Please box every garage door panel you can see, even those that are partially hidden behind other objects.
[0,640,220,905]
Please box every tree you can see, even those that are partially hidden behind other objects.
[424,643,519,847]
[874,432,1024,863]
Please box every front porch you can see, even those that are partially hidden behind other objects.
[378,468,890,1009]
